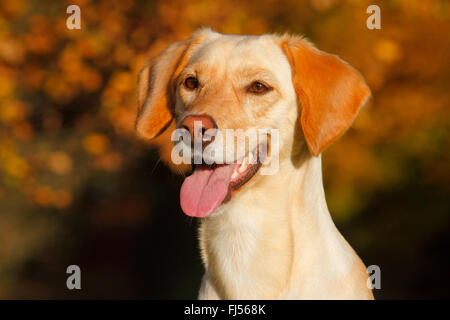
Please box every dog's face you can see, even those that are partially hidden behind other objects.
[136,29,370,218]
[175,33,295,162]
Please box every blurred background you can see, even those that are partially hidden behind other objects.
[0,0,448,299]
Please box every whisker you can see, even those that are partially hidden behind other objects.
[150,158,162,175]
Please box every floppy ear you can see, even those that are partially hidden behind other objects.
[280,36,371,156]
[136,38,198,139]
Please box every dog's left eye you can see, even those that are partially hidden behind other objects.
[184,77,199,90]
[248,81,271,95]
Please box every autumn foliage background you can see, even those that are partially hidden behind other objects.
[0,0,448,298]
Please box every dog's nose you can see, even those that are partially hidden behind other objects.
[179,114,217,147]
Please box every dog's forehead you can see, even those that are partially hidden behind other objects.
[188,34,292,78]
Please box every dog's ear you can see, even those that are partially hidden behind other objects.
[280,36,371,156]
[136,36,200,139]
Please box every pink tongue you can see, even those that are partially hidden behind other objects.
[180,164,236,217]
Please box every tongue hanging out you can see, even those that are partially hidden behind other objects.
[180,164,238,217]
[179,146,264,218]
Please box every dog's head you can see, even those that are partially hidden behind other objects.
[136,28,370,218]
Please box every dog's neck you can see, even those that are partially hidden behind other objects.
[198,144,356,299]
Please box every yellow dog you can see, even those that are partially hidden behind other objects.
[136,28,373,299]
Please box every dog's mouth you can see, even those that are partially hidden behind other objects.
[179,144,265,218]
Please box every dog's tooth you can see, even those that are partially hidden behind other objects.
[238,159,248,173]
[231,170,238,179]
[248,151,254,163]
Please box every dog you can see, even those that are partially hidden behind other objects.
[135,28,373,299]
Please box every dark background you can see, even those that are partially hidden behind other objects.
[0,0,448,299]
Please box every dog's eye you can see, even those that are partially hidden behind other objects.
[248,81,271,95]
[184,77,199,90]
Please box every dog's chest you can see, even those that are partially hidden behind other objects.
[200,212,292,299]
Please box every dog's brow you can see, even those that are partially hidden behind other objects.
[239,67,278,84]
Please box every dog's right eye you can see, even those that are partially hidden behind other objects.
[248,81,271,95]
[184,77,199,90]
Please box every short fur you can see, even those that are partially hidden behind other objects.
[135,28,373,299]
